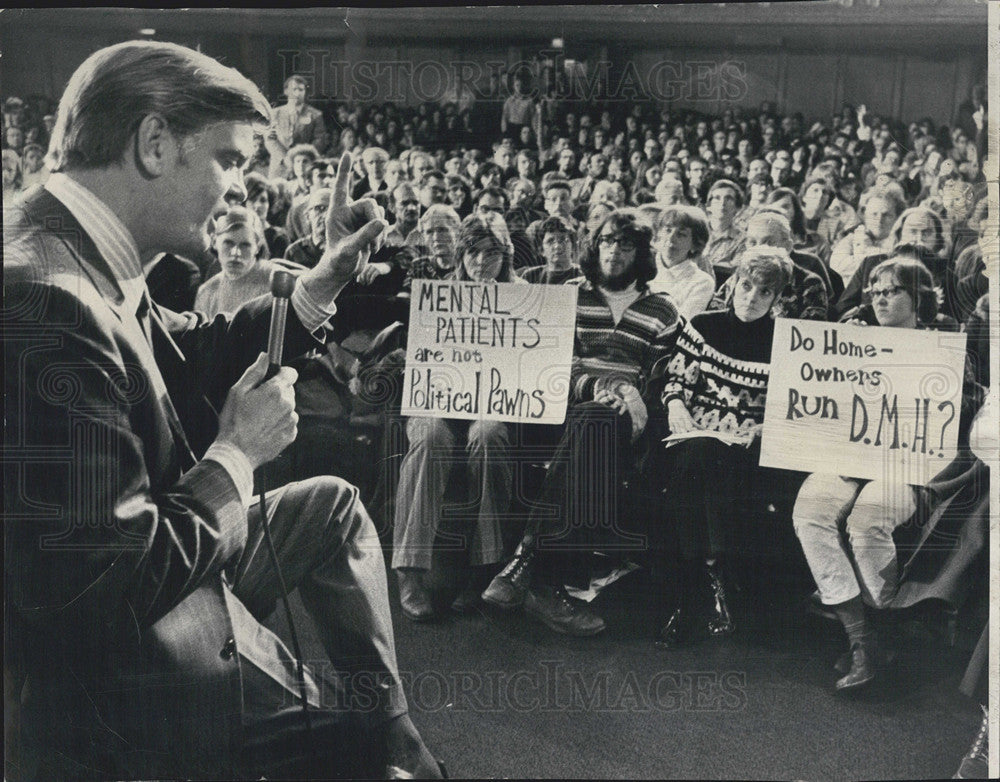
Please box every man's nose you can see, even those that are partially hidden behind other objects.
[226,171,247,205]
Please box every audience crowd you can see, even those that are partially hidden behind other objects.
[3,68,991,696]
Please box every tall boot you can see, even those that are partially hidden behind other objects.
[705,559,735,636]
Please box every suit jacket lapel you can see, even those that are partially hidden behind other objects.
[25,190,199,471]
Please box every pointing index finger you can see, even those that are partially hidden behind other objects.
[333,151,352,207]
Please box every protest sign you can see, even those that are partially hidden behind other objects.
[760,319,968,484]
[401,280,578,423]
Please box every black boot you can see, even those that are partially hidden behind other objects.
[705,559,735,636]
[656,559,702,649]
[481,538,535,610]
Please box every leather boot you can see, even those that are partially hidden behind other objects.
[656,559,702,649]
[835,634,878,691]
[397,570,434,622]
[705,560,735,636]
[481,538,535,610]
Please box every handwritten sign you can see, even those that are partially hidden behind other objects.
[760,319,967,484]
[401,280,578,423]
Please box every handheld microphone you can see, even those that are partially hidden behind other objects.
[265,269,296,380]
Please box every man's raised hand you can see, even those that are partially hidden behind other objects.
[323,151,387,281]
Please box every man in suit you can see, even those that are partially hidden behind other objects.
[4,40,440,780]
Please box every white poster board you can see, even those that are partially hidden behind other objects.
[401,280,578,424]
[760,319,968,485]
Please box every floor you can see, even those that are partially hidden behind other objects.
[272,553,986,781]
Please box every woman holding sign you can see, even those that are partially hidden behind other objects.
[393,212,524,620]
[650,247,793,650]
[791,257,941,691]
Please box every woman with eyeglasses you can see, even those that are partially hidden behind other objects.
[647,246,793,650]
[791,255,957,692]
[393,212,524,622]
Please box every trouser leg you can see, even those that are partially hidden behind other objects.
[392,417,459,571]
[792,473,866,605]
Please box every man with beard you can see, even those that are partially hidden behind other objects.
[482,209,681,636]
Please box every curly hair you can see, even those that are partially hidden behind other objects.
[581,208,656,287]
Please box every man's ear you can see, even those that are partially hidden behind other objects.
[134,114,176,178]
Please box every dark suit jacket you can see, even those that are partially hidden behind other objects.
[3,188,320,778]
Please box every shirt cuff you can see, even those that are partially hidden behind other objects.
[291,279,338,334]
[203,441,255,507]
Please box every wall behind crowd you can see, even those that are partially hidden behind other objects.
[0,5,987,127]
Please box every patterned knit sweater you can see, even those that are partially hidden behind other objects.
[571,281,681,403]
[661,309,774,438]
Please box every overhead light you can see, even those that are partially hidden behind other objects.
[139,28,156,36]
[551,37,564,49]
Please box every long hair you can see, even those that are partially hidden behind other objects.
[580,208,656,287]
[764,187,808,241]
[48,40,270,172]
[889,206,946,256]
[453,212,517,282]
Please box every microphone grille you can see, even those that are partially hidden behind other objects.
[270,269,296,298]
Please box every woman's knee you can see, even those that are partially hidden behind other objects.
[467,420,511,452]
[405,417,457,451]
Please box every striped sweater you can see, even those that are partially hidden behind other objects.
[661,309,774,438]
[571,281,681,402]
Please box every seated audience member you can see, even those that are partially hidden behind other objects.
[286,157,335,243]
[701,179,746,282]
[385,182,423,248]
[762,186,842,296]
[2,148,22,200]
[473,185,509,221]
[244,172,288,259]
[799,174,852,264]
[792,257,981,691]
[590,179,627,209]
[837,244,961,330]
[570,151,608,205]
[936,173,979,263]
[285,186,331,268]
[519,215,583,284]
[708,210,829,320]
[399,203,463,297]
[195,207,275,318]
[654,175,689,208]
[482,210,682,636]
[526,177,576,248]
[647,247,794,648]
[829,185,905,282]
[353,145,389,200]
[393,213,525,620]
[278,142,320,202]
[417,169,447,211]
[732,173,771,234]
[648,204,715,318]
[836,206,958,318]
[19,142,50,189]
[445,174,473,218]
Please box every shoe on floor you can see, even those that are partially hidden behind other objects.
[954,705,988,779]
[835,637,878,691]
[397,569,434,622]
[450,582,481,614]
[524,584,606,636]
[481,548,534,609]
